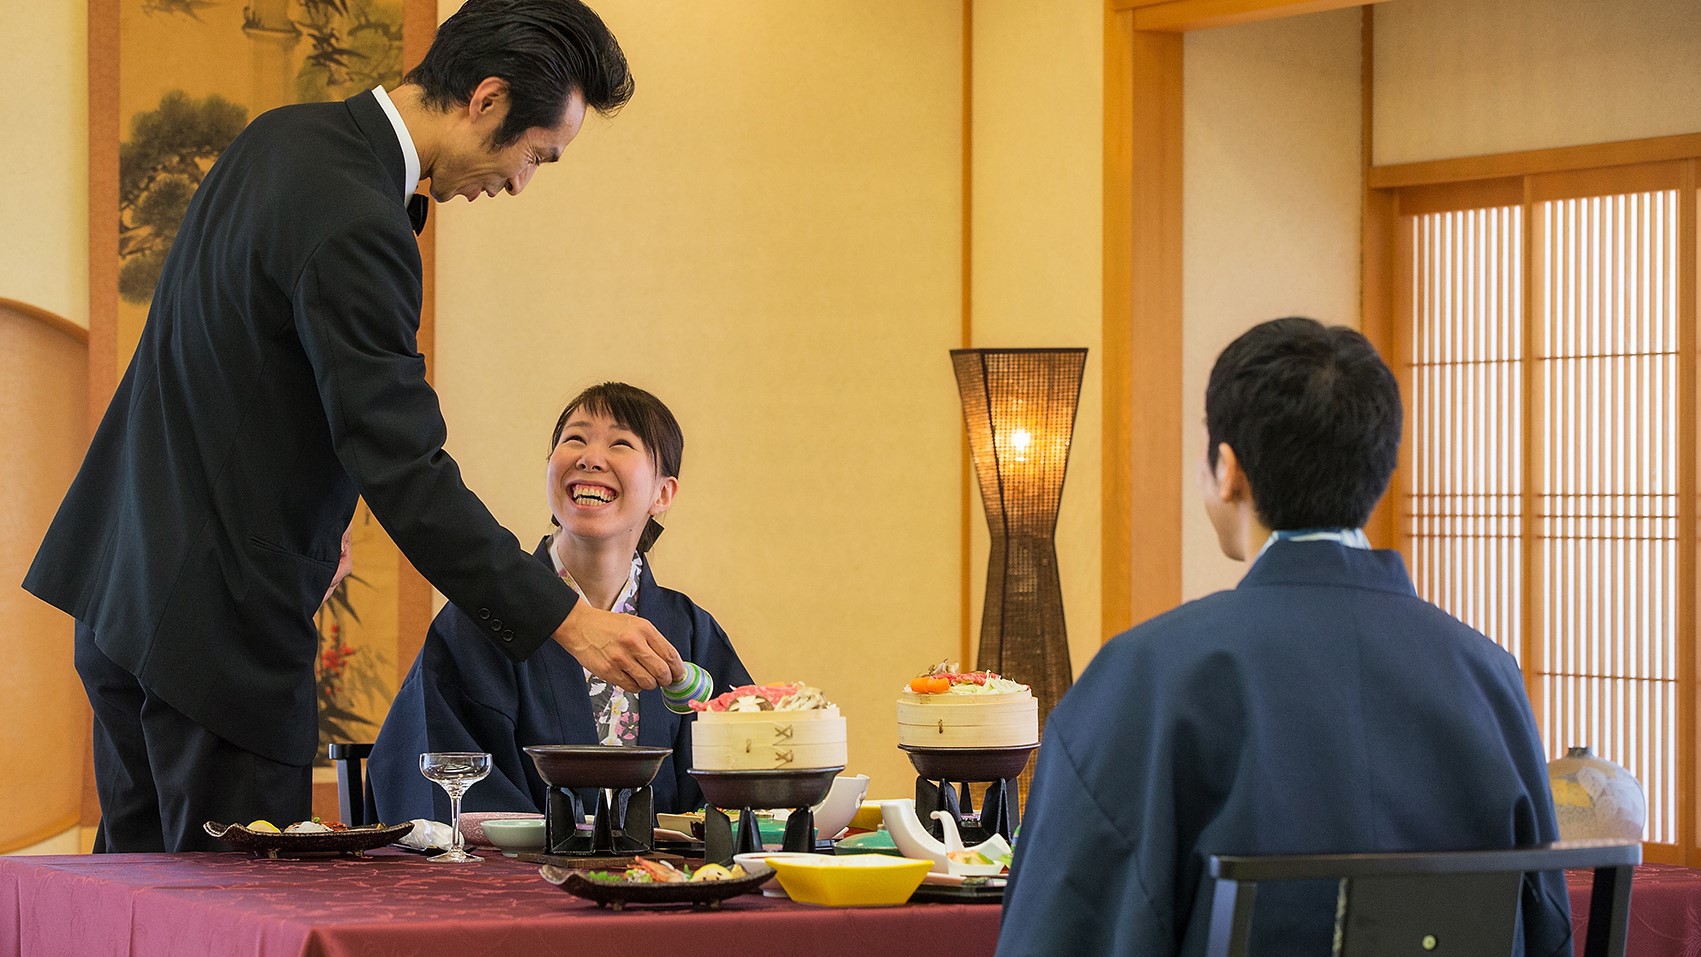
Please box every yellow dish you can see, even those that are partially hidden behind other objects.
[767,855,932,907]
[848,801,885,832]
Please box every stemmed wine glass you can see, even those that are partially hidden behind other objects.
[419,751,492,863]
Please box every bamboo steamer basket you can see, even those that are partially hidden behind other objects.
[896,690,1038,749]
[693,706,848,771]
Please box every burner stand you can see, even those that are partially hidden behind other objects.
[901,745,1035,845]
[523,745,672,858]
[543,784,656,856]
[700,804,817,865]
[690,767,842,866]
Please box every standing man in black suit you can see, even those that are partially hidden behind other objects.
[23,0,684,852]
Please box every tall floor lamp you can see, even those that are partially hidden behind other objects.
[951,348,1088,737]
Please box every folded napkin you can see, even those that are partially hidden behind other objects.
[394,819,452,851]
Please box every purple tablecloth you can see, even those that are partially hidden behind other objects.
[4,852,1694,956]
[0,851,1001,957]
[1570,863,1701,957]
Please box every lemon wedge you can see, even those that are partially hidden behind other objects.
[246,819,280,833]
[689,863,734,882]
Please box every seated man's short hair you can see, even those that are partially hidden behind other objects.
[1205,316,1402,530]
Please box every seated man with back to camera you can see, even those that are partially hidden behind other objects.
[996,317,1568,956]
[367,382,751,823]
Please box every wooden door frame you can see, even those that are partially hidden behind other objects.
[1101,0,1384,635]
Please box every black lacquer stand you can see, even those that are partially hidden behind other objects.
[544,785,656,856]
[689,766,842,867]
[915,777,1018,845]
[701,804,817,866]
[901,745,1034,845]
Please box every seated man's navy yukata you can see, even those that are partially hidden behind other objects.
[995,539,1569,957]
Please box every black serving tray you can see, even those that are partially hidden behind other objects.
[908,879,1005,904]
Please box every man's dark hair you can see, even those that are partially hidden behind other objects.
[1205,317,1401,530]
[404,0,634,149]
[548,382,683,551]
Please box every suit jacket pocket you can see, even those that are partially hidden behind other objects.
[245,535,338,628]
[249,534,338,568]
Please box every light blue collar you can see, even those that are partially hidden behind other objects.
[1255,527,1372,560]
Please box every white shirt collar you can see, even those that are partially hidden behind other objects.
[370,86,420,201]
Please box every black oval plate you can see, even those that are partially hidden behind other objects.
[539,863,772,910]
[203,821,414,858]
[909,881,1004,904]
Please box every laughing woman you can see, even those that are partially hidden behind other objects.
[367,382,752,823]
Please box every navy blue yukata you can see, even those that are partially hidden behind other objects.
[996,540,1569,957]
[368,538,752,823]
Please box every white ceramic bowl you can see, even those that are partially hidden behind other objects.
[480,818,546,853]
[811,773,870,840]
[733,851,832,898]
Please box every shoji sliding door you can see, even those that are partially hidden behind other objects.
[1535,176,1684,849]
[1393,161,1697,860]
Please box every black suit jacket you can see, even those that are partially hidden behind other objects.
[24,92,576,765]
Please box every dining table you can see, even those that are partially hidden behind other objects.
[3,851,1698,956]
[1567,862,1701,957]
[0,849,1002,957]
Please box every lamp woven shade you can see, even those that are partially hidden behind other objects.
[951,348,1087,736]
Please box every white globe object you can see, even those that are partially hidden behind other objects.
[1547,746,1646,842]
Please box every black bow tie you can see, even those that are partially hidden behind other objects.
[407,193,430,235]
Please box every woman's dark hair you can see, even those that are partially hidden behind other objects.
[1205,317,1402,530]
[404,0,635,150]
[549,382,683,551]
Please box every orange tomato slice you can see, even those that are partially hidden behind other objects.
[908,676,951,694]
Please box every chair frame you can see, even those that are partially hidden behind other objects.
[327,743,374,826]
[1206,840,1638,957]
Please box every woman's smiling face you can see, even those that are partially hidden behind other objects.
[547,408,676,548]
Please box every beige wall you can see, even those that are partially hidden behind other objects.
[434,1,966,800]
[0,308,88,852]
[0,0,89,858]
[969,0,1104,674]
[0,1,88,325]
[1181,9,1364,600]
[1375,0,1701,166]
